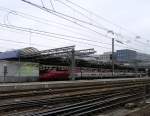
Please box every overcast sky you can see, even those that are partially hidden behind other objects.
[0,0,150,54]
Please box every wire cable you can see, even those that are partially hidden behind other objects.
[0,6,112,43]
[1,6,149,50]
[49,0,55,10]
[64,0,150,46]
[0,23,111,49]
[21,0,150,50]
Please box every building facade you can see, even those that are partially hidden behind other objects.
[116,49,137,63]
[99,49,150,66]
[116,49,150,66]
[99,52,116,63]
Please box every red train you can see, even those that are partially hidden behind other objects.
[40,66,70,81]
[40,70,69,81]
[39,65,146,81]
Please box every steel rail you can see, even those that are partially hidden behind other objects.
[0,80,149,100]
[5,85,144,115]
[8,88,143,116]
[0,83,146,112]
[28,93,143,116]
[1,79,150,115]
[0,86,139,112]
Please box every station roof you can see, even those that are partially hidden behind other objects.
[0,46,138,70]
[0,47,39,60]
[0,46,95,65]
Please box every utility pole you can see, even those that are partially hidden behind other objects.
[112,37,114,76]
[108,30,115,76]
[70,48,75,80]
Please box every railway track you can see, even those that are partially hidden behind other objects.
[1,78,150,116]
[0,79,149,99]
[30,93,141,116]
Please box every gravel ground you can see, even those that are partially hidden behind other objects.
[97,98,150,116]
[97,107,140,116]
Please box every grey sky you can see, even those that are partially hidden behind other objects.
[0,0,150,54]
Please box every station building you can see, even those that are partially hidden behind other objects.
[99,52,117,63]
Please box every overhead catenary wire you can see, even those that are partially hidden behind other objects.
[0,6,114,44]
[0,37,52,48]
[0,28,72,48]
[55,0,93,22]
[21,0,124,50]
[0,6,148,50]
[55,0,109,34]
[0,6,84,31]
[0,23,111,50]
[0,22,112,46]
[57,0,150,48]
[21,0,150,53]
[115,41,144,53]
[21,0,110,32]
[0,16,146,53]
[49,0,55,10]
[41,0,45,8]
[0,2,148,53]
[64,0,138,36]
[0,23,147,53]
[64,0,150,46]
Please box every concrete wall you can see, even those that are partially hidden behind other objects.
[0,60,39,82]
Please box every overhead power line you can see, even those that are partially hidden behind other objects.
[0,37,52,48]
[64,0,137,36]
[0,6,103,43]
[41,0,45,7]
[0,22,111,46]
[0,6,84,31]
[21,0,150,52]
[55,0,93,22]
[0,23,111,49]
[0,5,148,50]
[0,1,148,53]
[0,23,146,53]
[0,6,114,43]
[21,0,111,33]
[64,0,150,46]
[49,0,55,10]
[57,0,150,48]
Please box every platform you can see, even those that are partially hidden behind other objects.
[0,77,149,92]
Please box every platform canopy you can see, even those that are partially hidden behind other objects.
[0,46,96,65]
[0,47,39,60]
[0,46,138,70]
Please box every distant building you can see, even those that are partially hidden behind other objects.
[99,52,116,63]
[116,49,150,65]
[99,49,150,67]
[136,52,150,62]
[116,49,136,63]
